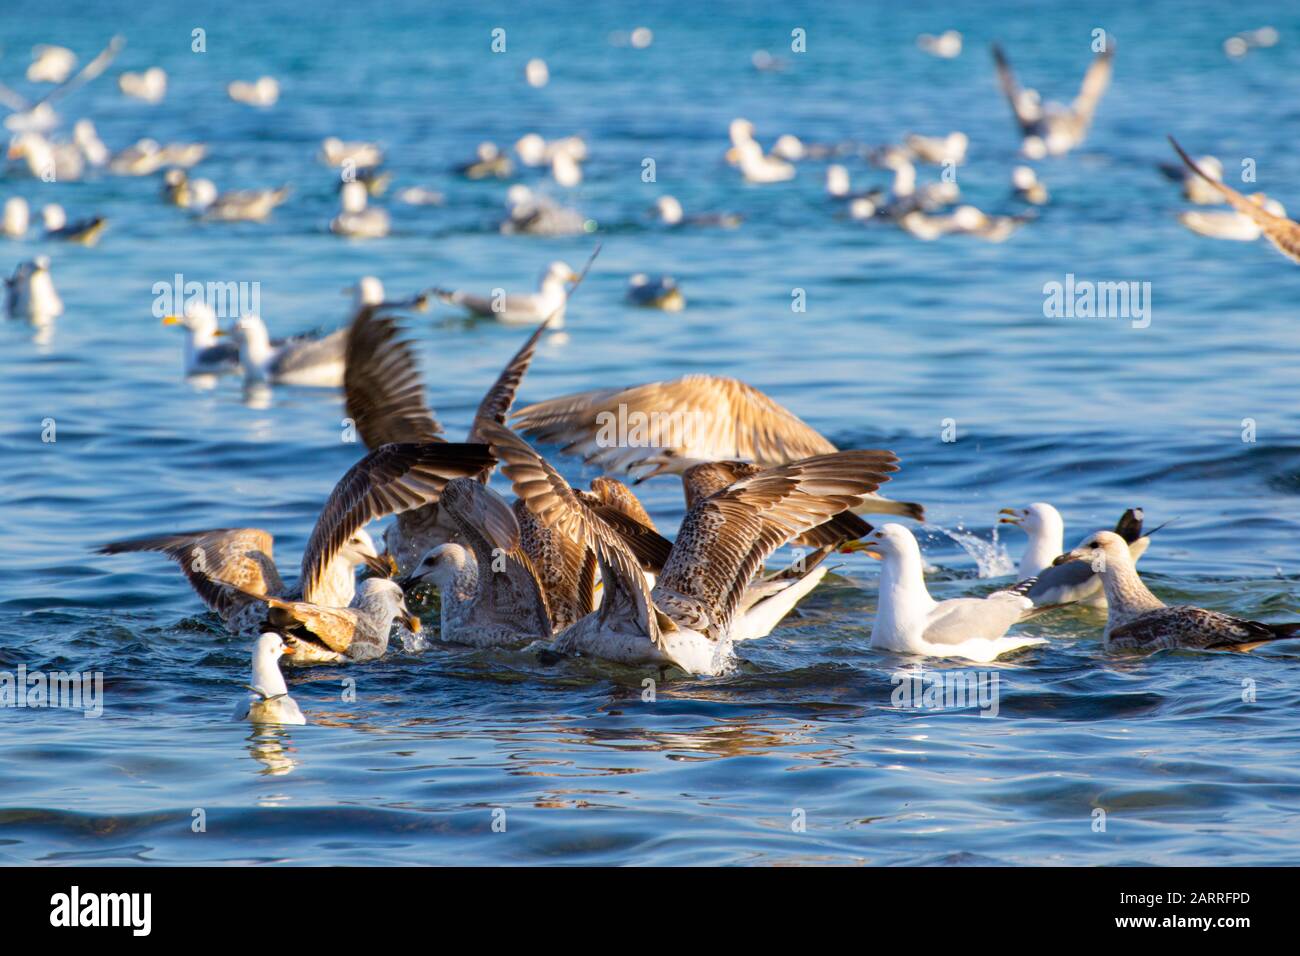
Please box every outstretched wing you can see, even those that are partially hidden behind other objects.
[97,528,283,619]
[991,42,1037,135]
[1072,42,1115,128]
[344,306,444,448]
[654,450,899,639]
[1169,137,1300,263]
[298,442,495,603]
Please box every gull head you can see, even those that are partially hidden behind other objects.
[340,527,390,575]
[359,576,420,632]
[226,314,270,351]
[515,133,547,166]
[655,195,683,224]
[729,118,756,147]
[163,299,218,334]
[1020,135,1048,160]
[826,164,850,198]
[349,275,385,308]
[952,205,988,231]
[41,203,66,231]
[401,542,471,592]
[998,501,1062,535]
[772,134,804,161]
[253,632,292,663]
[542,260,580,286]
[1053,530,1128,572]
[843,523,919,562]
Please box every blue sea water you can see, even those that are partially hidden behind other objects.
[2,0,1300,865]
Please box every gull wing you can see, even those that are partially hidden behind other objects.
[270,326,349,378]
[298,442,496,604]
[991,42,1037,135]
[654,450,899,639]
[1110,606,1300,651]
[344,306,444,448]
[97,528,284,619]
[1071,43,1115,128]
[923,593,1030,644]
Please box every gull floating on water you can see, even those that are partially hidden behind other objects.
[484,419,899,674]
[903,131,968,166]
[5,255,62,323]
[108,138,205,176]
[98,442,493,662]
[319,137,382,169]
[162,169,218,209]
[511,374,926,520]
[1169,137,1300,263]
[224,314,347,387]
[861,524,1047,662]
[992,39,1114,157]
[436,260,579,326]
[203,184,290,222]
[234,634,306,724]
[626,274,684,311]
[228,76,279,107]
[331,181,389,238]
[7,131,84,180]
[500,185,587,236]
[456,142,513,180]
[1056,531,1300,652]
[118,66,167,103]
[1011,165,1049,205]
[162,300,239,376]
[41,204,106,244]
[999,503,1150,607]
[917,31,962,59]
[652,195,742,229]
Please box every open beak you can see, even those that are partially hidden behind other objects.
[997,508,1023,525]
[839,539,883,559]
[161,314,183,326]
[363,553,391,576]
[403,613,421,633]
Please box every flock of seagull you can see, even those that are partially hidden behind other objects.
[4,29,1299,725]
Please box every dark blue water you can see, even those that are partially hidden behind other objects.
[3,1,1300,865]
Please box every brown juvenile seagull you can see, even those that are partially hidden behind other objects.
[479,419,900,675]
[510,374,924,520]
[1169,136,1300,264]
[98,442,494,663]
[1054,531,1300,652]
[992,39,1114,157]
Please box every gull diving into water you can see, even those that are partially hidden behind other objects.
[859,524,1048,663]
[1169,137,1300,264]
[1055,532,1300,652]
[435,261,579,327]
[234,634,306,725]
[992,39,1114,157]
[999,503,1151,608]
[511,374,926,520]
[97,442,494,663]
[482,419,900,674]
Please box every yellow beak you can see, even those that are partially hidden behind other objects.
[161,315,183,326]
[404,614,421,633]
[839,540,883,559]
[997,508,1022,525]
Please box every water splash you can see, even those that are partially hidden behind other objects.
[929,524,1016,578]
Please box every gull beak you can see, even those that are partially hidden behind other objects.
[839,539,883,560]
[385,553,400,576]
[161,314,184,326]
[566,272,581,283]
[6,144,21,160]
[997,508,1023,525]
[363,553,391,576]
[403,613,421,633]
[212,328,228,338]
[1051,549,1085,567]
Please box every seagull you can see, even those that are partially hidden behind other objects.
[319,137,382,169]
[72,119,108,166]
[6,131,84,180]
[1158,153,1226,206]
[862,524,1048,662]
[234,634,306,724]
[1169,137,1300,263]
[992,39,1114,157]
[228,76,279,107]
[652,195,742,229]
[499,186,587,236]
[456,142,513,179]
[917,31,962,59]
[224,314,348,387]
[118,67,167,103]
[1012,165,1049,205]
[97,442,494,661]
[0,36,123,133]
[999,504,1151,607]
[511,374,927,520]
[27,45,77,84]
[626,274,684,311]
[107,138,205,176]
[1055,531,1300,652]
[903,131,968,166]
[162,169,219,209]
[330,181,389,238]
[203,185,291,222]
[41,204,107,245]
[4,255,62,322]
[162,300,240,375]
[435,261,579,327]
[482,420,900,674]
[1179,198,1287,242]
